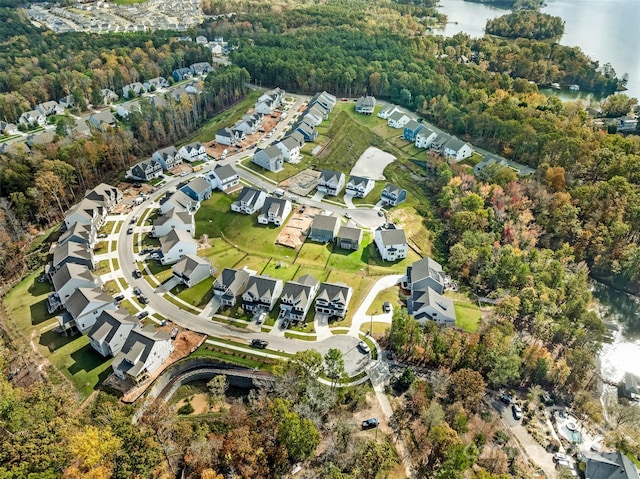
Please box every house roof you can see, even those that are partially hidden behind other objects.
[88,308,137,345]
[389,111,407,122]
[160,229,195,254]
[90,110,116,125]
[417,128,435,138]
[337,225,363,243]
[52,241,92,268]
[584,451,640,479]
[316,282,351,305]
[257,145,282,160]
[114,326,170,377]
[377,226,407,246]
[213,164,238,182]
[65,287,114,320]
[237,187,265,208]
[311,214,339,232]
[404,119,422,131]
[244,275,281,301]
[173,254,212,277]
[182,176,210,195]
[162,190,198,210]
[182,142,203,153]
[58,222,92,245]
[408,257,444,284]
[443,137,468,152]
[214,268,251,295]
[216,127,232,138]
[380,104,398,115]
[319,170,344,184]
[278,136,300,151]
[84,183,121,206]
[348,175,371,187]
[281,275,318,308]
[51,263,95,292]
[285,131,305,146]
[261,197,289,219]
[155,145,179,159]
[153,206,192,227]
[412,287,455,322]
[382,183,405,196]
[356,96,376,109]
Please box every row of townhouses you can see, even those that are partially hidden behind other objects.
[126,142,207,181]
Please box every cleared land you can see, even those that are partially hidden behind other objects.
[350,147,397,180]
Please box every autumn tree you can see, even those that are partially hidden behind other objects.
[64,425,122,479]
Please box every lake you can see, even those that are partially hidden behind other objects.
[434,0,640,98]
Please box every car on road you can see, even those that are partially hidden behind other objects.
[137,311,149,320]
[127,226,134,234]
[133,270,142,279]
[377,211,384,217]
[133,286,141,295]
[180,171,188,177]
[383,301,392,313]
[344,213,352,219]
[251,339,268,349]
[357,341,371,354]
[361,418,379,429]
[139,295,149,304]
[98,233,108,239]
[511,403,523,420]
[500,393,513,404]
[114,294,125,302]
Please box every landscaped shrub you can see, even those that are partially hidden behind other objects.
[178,402,194,415]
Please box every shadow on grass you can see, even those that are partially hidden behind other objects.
[68,343,109,375]
[29,300,54,327]
[39,328,76,353]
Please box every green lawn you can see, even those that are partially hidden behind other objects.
[95,259,110,276]
[198,240,248,271]
[141,233,161,249]
[99,221,115,235]
[359,321,391,335]
[173,277,214,308]
[260,258,299,282]
[94,241,108,255]
[235,254,269,275]
[163,294,201,315]
[366,286,403,315]
[191,344,278,371]
[326,271,376,325]
[114,0,146,5]
[3,272,56,336]
[102,280,120,295]
[351,182,385,205]
[334,102,383,128]
[453,299,482,332]
[114,222,123,234]
[284,332,317,341]
[119,299,139,315]
[240,155,316,183]
[296,241,333,269]
[146,260,174,283]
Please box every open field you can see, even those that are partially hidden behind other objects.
[366,286,403,315]
[173,277,214,308]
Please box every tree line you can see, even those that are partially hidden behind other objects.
[485,10,565,40]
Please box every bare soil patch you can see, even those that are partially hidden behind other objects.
[278,167,321,196]
[275,205,324,249]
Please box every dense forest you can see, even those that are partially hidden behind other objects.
[485,11,565,40]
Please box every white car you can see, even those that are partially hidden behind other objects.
[180,171,188,177]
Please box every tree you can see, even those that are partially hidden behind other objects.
[65,425,122,478]
[290,349,324,380]
[395,367,416,392]
[352,439,398,479]
[207,375,228,406]
[272,399,320,462]
[449,369,486,412]
[324,348,345,391]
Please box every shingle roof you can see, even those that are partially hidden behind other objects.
[65,287,114,320]
[377,227,407,246]
[51,263,95,292]
[348,175,371,187]
[319,170,344,183]
[337,225,363,242]
[244,275,280,301]
[311,214,339,232]
[88,308,137,345]
[213,164,238,181]
[160,229,195,254]
[183,176,210,195]
[172,254,212,277]
[316,282,351,304]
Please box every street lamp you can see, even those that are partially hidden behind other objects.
[369,313,373,336]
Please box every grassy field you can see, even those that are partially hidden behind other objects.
[173,277,214,308]
[453,297,482,332]
[94,241,108,255]
[241,154,316,183]
[146,260,174,283]
[359,321,391,335]
[366,286,403,315]
[199,240,248,270]
[164,294,201,315]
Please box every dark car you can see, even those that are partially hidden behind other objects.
[500,393,513,404]
[362,418,379,430]
[137,311,149,320]
[133,182,142,188]
[139,295,149,304]
[377,211,384,217]
[251,339,269,349]
[133,269,142,279]
[114,294,125,302]
[133,286,142,295]
[511,404,523,420]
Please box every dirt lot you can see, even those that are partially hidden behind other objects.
[279,168,321,196]
[275,205,323,249]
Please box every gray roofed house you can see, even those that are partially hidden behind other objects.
[180,176,212,202]
[101,88,119,104]
[153,146,183,171]
[143,76,169,91]
[279,274,320,323]
[88,111,116,131]
[152,206,194,238]
[294,120,318,142]
[122,82,146,98]
[377,104,400,119]
[355,96,376,114]
[159,229,197,265]
[410,287,456,327]
[374,225,408,261]
[252,145,284,172]
[309,214,340,243]
[0,120,18,135]
[25,130,56,146]
[315,282,352,318]
[214,268,252,307]
[231,187,267,215]
[89,308,139,357]
[345,175,374,198]
[207,163,240,192]
[48,263,99,313]
[127,159,163,182]
[64,197,106,232]
[388,111,411,129]
[63,286,117,334]
[284,130,305,147]
[215,127,241,146]
[84,183,123,212]
[311,91,337,112]
[317,170,346,196]
[474,154,535,178]
[403,119,424,141]
[18,109,46,127]
[158,189,200,215]
[583,451,640,479]
[178,142,207,162]
[380,183,407,206]
[242,275,283,313]
[112,326,173,384]
[172,254,216,288]
[274,136,302,164]
[442,137,473,162]
[190,62,213,75]
[36,100,64,116]
[406,257,446,294]
[622,372,640,401]
[257,197,292,226]
[415,128,438,149]
[51,240,95,275]
[58,95,75,109]
[336,225,363,251]
[58,222,95,248]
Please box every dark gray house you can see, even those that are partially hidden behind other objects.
[336,225,363,251]
[309,214,340,243]
[214,268,252,307]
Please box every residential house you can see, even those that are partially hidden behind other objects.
[148,95,167,110]
[190,62,213,76]
[112,326,174,384]
[36,101,64,116]
[345,175,374,198]
[336,225,363,251]
[195,35,207,44]
[309,214,340,243]
[233,113,263,135]
[410,287,456,326]
[178,142,207,162]
[89,309,139,357]
[257,197,292,226]
[582,451,640,479]
[18,110,46,127]
[50,241,95,277]
[0,121,18,135]
[473,155,535,178]
[622,372,640,401]
[378,104,400,119]
[72,119,91,137]
[415,128,438,149]
[207,164,239,192]
[308,101,330,118]
[231,187,267,215]
[172,67,193,82]
[84,183,123,212]
[143,76,169,91]
[127,159,163,182]
[241,275,283,313]
[48,263,100,313]
[214,268,252,307]
[58,223,96,249]
[442,137,473,162]
[122,82,146,99]
[403,120,424,142]
[88,111,116,131]
[616,115,638,132]
[284,130,305,148]
[255,88,285,114]
[152,207,194,238]
[279,274,319,323]
[180,177,212,202]
[374,225,408,261]
[380,183,407,207]
[63,286,117,334]
[115,101,141,118]
[159,229,197,265]
[355,96,376,114]
[58,95,75,109]
[274,136,302,164]
[294,121,318,142]
[101,88,119,104]
[153,146,183,171]
[405,257,446,295]
[317,170,346,196]
[302,107,324,127]
[25,130,55,146]
[388,111,411,129]
[215,127,241,146]
[172,254,216,288]
[64,198,106,231]
[315,282,352,319]
[158,190,200,215]
[252,145,284,172]
[310,91,337,112]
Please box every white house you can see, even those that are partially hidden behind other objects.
[252,145,284,173]
[314,282,352,319]
[405,257,446,295]
[355,96,376,114]
[122,82,146,98]
[159,229,197,265]
[442,137,473,162]
[127,159,163,182]
[36,101,64,116]
[387,111,411,129]
[274,136,302,164]
[345,175,374,198]
[88,309,139,357]
[415,128,438,149]
[317,170,346,196]
[57,222,96,249]
[64,198,106,231]
[0,121,18,135]
[63,287,117,334]
[377,104,400,119]
[18,110,46,127]
[241,275,284,313]
[84,183,123,212]
[152,207,194,238]
[158,190,199,215]
[255,87,285,114]
[207,164,239,192]
[279,274,319,323]
[48,263,100,313]
[49,241,95,277]
[115,101,142,118]
[214,268,252,307]
[153,146,183,171]
[112,326,174,384]
[178,142,207,162]
[101,88,119,104]
[172,254,216,287]
[257,197,292,226]
[215,127,241,146]
[410,287,456,327]
[143,76,170,91]
[374,225,408,261]
[231,187,267,215]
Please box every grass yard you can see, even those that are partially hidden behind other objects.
[117,277,128,290]
[294,266,330,283]
[102,280,120,295]
[335,102,383,128]
[260,258,299,282]
[119,299,139,315]
[3,272,56,336]
[351,182,385,205]
[94,241,108,255]
[141,233,161,249]
[234,254,270,275]
[164,294,201,315]
[199,240,248,271]
[99,221,115,235]
[284,332,317,341]
[326,270,376,324]
[296,241,333,269]
[114,222,123,234]
[95,259,110,276]
[173,277,214,308]
[240,154,315,183]
[366,286,403,315]
[114,0,146,5]
[146,260,174,284]
[450,294,482,332]
[191,344,277,371]
[359,321,391,335]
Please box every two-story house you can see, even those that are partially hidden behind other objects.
[89,309,139,357]
[380,183,407,207]
[158,190,200,215]
[215,127,241,146]
[336,225,364,251]
[257,197,292,226]
[403,120,424,142]
[345,175,375,198]
[153,146,183,171]
[172,254,216,288]
[388,111,411,129]
[88,111,116,131]
[64,198,106,231]
[310,91,337,112]
[84,183,123,212]
[159,229,197,265]
[152,207,194,238]
[18,110,46,127]
[255,88,285,115]
[242,275,283,314]
[355,96,376,114]
[127,159,163,181]
[294,121,318,142]
[207,164,240,192]
[315,282,353,319]
[49,241,95,279]
[190,62,213,76]
[274,136,302,164]
[180,177,212,202]
[252,145,284,172]
[63,286,117,334]
[172,67,193,82]
[442,137,473,162]
[317,170,346,196]
[101,88,119,104]
[112,326,174,384]
[415,128,438,149]
[0,121,18,136]
[143,76,170,91]
[58,223,96,249]
[122,82,146,98]
[214,268,252,307]
[279,274,319,323]
[377,104,400,119]
[48,263,100,313]
[231,187,267,215]
[309,214,340,243]
[405,257,446,294]
[374,225,408,261]
[36,101,64,116]
[178,142,207,162]
[410,287,456,327]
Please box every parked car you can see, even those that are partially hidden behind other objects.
[133,182,142,188]
[132,269,142,279]
[127,227,134,234]
[149,253,160,260]
[137,311,149,320]
[357,341,370,354]
[361,418,379,429]
[256,312,267,325]
[377,211,384,217]
[171,327,179,339]
[114,294,125,302]
[553,452,569,463]
[98,233,108,239]
[251,339,268,349]
[511,404,523,420]
[133,286,141,295]
[344,213,352,219]
[555,458,571,469]
[500,393,513,404]
[383,301,392,313]
[180,171,188,177]
[139,295,149,304]
[281,319,290,330]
